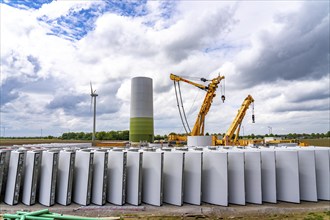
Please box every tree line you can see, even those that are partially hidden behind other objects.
[1,131,328,141]
[61,131,129,140]
[61,131,167,141]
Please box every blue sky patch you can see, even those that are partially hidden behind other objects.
[38,0,148,41]
[3,0,53,10]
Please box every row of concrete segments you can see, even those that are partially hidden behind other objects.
[0,143,329,207]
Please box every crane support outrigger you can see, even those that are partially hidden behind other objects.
[170,73,225,137]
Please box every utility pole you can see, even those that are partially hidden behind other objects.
[268,126,272,135]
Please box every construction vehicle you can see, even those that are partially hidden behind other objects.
[217,95,255,145]
[168,73,225,142]
[168,133,188,144]
[266,138,299,146]
[298,141,309,146]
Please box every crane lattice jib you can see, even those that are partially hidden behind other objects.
[170,73,225,136]
[224,95,254,141]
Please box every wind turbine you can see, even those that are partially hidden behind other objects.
[90,82,98,142]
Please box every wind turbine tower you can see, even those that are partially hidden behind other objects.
[90,82,98,142]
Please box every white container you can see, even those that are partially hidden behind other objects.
[275,149,300,203]
[39,150,59,206]
[56,150,75,205]
[187,136,213,146]
[202,150,228,206]
[260,149,277,203]
[92,150,108,205]
[73,149,94,205]
[244,150,262,204]
[228,150,245,205]
[163,151,185,206]
[183,151,203,205]
[126,150,143,205]
[22,150,41,205]
[107,150,127,205]
[315,147,330,200]
[4,150,25,205]
[142,151,164,206]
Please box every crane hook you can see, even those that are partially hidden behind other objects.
[252,102,255,123]
[221,95,225,103]
[221,78,225,103]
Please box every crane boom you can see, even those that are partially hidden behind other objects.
[170,74,208,91]
[170,73,225,136]
[223,94,254,145]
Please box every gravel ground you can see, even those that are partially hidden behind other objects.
[0,201,329,219]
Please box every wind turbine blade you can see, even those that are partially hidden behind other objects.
[90,81,93,95]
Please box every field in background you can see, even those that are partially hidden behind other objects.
[302,139,330,147]
[0,139,90,146]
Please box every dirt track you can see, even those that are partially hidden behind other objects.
[1,201,329,219]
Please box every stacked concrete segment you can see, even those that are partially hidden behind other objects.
[0,145,329,207]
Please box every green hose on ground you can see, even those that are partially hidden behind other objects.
[2,209,120,220]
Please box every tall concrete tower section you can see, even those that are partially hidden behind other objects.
[130,77,154,142]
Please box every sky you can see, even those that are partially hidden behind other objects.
[0,0,329,137]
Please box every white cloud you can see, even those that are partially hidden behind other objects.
[0,1,329,137]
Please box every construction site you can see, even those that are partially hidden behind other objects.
[1,1,330,219]
[0,74,329,220]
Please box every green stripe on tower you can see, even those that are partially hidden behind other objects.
[129,117,154,142]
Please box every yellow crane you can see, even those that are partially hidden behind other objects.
[169,73,225,142]
[220,94,255,145]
